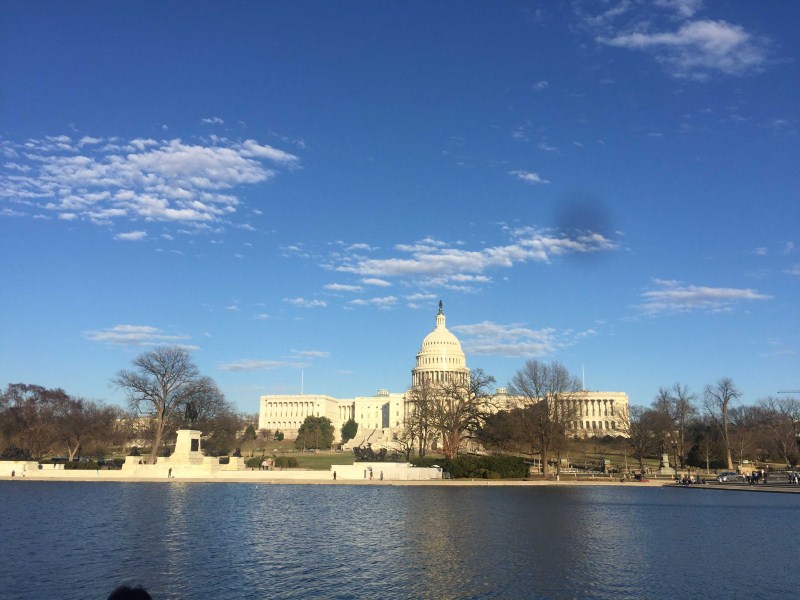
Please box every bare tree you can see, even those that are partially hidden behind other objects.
[428,369,496,460]
[0,383,66,459]
[53,397,119,461]
[704,378,741,470]
[697,429,718,473]
[113,346,223,464]
[617,405,663,473]
[757,397,800,467]
[405,381,437,458]
[507,360,581,477]
[652,383,697,470]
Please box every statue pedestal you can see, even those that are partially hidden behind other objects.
[659,452,675,475]
[172,429,204,465]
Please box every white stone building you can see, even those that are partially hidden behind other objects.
[257,302,629,444]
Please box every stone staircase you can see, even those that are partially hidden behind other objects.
[342,428,399,451]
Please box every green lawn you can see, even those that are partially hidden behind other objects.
[289,452,355,470]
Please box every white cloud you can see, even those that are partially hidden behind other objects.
[333,227,617,286]
[655,0,703,19]
[0,134,299,235]
[638,279,772,315]
[239,139,299,165]
[284,297,327,308]
[115,230,147,241]
[784,265,800,277]
[1,207,25,217]
[218,359,308,372]
[290,350,330,358]
[532,80,549,91]
[361,278,391,287]
[509,170,550,185]
[324,283,363,292]
[537,141,558,153]
[201,116,225,125]
[83,324,190,346]
[348,296,398,309]
[347,243,376,252]
[599,19,769,78]
[452,320,595,358]
[405,293,437,302]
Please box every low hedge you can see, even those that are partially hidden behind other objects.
[64,461,102,470]
[411,454,527,479]
[274,456,298,468]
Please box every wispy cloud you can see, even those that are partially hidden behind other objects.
[361,278,391,287]
[324,283,363,292]
[348,296,398,309]
[452,321,597,358]
[201,116,224,125]
[532,80,549,91]
[218,359,308,372]
[284,297,327,308]
[290,350,330,358]
[509,169,550,184]
[332,227,618,288]
[575,1,770,79]
[114,230,147,241]
[655,0,703,19]
[598,19,769,79]
[638,279,772,315]
[0,134,299,235]
[83,324,191,346]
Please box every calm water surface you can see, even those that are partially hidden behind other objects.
[1,482,797,599]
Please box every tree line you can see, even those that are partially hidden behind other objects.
[1,346,250,463]
[620,378,800,473]
[393,361,800,476]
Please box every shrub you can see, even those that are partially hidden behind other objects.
[411,454,527,479]
[246,457,262,469]
[274,456,298,468]
[0,446,32,460]
[64,460,101,470]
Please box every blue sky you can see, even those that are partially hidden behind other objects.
[1,1,798,414]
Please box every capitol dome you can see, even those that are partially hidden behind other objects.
[411,301,470,387]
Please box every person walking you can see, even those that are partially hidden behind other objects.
[333,471,337,481]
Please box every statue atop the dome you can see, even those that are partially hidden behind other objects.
[438,300,443,315]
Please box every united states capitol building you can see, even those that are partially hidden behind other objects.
[258,303,629,447]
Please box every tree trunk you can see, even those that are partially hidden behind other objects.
[150,420,165,465]
[442,430,459,460]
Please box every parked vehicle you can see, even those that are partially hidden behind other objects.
[716,472,742,482]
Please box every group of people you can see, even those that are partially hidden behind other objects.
[747,469,768,485]
[745,469,800,485]
[678,474,703,485]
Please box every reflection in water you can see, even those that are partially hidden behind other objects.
[1,482,798,599]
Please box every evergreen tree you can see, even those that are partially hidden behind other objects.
[294,416,334,450]
[340,418,358,444]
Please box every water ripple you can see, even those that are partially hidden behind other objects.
[1,483,798,599]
